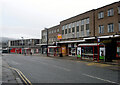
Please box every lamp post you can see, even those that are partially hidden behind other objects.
[45,28,48,55]
[21,37,24,54]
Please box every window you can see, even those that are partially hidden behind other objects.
[118,6,120,14]
[77,21,80,26]
[81,25,84,31]
[57,29,59,32]
[86,30,89,36]
[69,28,71,33]
[65,25,68,29]
[54,29,56,33]
[72,22,75,27]
[72,27,75,32]
[69,23,71,28]
[65,29,67,34]
[81,20,84,25]
[62,26,64,35]
[99,25,104,33]
[86,24,89,30]
[98,12,104,19]
[76,26,79,32]
[108,23,114,32]
[62,30,64,35]
[52,30,53,33]
[81,31,84,37]
[119,22,120,32]
[108,8,114,16]
[86,18,90,24]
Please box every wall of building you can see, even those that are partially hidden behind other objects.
[95,2,120,36]
[48,25,61,44]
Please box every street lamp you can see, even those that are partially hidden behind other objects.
[45,28,48,55]
[21,37,24,54]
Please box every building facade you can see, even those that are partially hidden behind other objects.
[8,39,40,54]
[41,1,120,61]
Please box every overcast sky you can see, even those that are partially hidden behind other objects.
[0,0,119,39]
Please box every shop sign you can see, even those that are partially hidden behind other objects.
[77,47,81,57]
[100,47,105,59]
[97,38,100,43]
[57,34,62,40]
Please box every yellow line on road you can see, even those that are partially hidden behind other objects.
[87,63,111,67]
[9,66,32,85]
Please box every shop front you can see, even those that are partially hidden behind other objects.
[47,46,61,57]
[77,43,105,62]
[68,43,77,56]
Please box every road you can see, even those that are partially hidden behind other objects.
[2,54,120,84]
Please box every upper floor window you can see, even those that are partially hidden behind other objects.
[57,29,59,32]
[76,26,79,32]
[86,18,90,24]
[69,28,71,33]
[99,25,104,34]
[108,8,114,16]
[65,25,68,29]
[86,24,89,30]
[77,21,80,26]
[98,12,104,19]
[54,29,56,33]
[72,22,75,27]
[69,23,71,28]
[108,23,114,32]
[72,27,75,32]
[52,30,53,33]
[65,29,67,34]
[62,26,64,30]
[81,19,84,25]
[118,6,120,14]
[62,30,64,35]
[81,25,84,31]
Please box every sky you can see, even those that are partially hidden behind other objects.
[0,0,119,39]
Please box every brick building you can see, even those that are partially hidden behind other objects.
[41,1,120,61]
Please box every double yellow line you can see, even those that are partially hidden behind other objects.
[9,66,32,85]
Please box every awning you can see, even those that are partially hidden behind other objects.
[48,46,58,48]
[58,40,85,44]
[78,43,100,46]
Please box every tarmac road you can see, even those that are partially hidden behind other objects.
[2,54,120,84]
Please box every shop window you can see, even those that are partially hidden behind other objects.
[108,8,114,16]
[117,46,120,57]
[108,23,114,32]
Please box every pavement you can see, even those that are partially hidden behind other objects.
[1,55,23,85]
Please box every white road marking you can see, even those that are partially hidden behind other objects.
[39,61,71,71]
[82,73,119,84]
[52,65,71,72]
